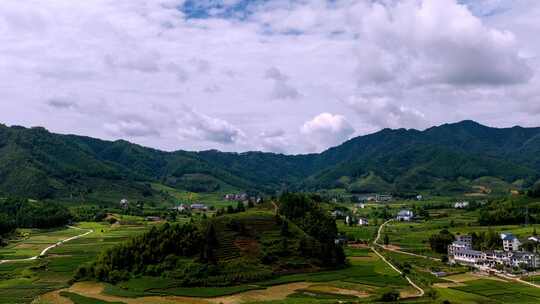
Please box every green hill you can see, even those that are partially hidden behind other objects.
[77,194,345,286]
[1,120,540,200]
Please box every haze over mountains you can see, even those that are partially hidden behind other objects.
[1,120,539,202]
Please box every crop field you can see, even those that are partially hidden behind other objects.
[0,222,149,304]
[449,279,540,304]
[383,208,540,257]
[0,227,83,260]
[45,248,411,303]
[151,183,238,209]
[337,221,378,242]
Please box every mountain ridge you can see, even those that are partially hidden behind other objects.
[1,120,539,201]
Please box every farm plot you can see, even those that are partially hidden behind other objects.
[0,222,149,304]
[0,227,83,260]
[450,279,540,304]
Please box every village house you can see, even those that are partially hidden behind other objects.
[345,215,369,226]
[190,203,208,212]
[454,201,470,209]
[119,198,129,209]
[358,217,369,226]
[501,233,521,252]
[331,210,346,218]
[376,194,393,202]
[396,210,414,221]
[145,216,161,222]
[173,203,190,212]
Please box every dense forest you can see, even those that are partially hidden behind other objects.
[0,198,71,229]
[0,197,71,246]
[76,193,345,286]
[1,121,540,201]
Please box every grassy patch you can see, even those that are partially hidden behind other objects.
[58,291,125,304]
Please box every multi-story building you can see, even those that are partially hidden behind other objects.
[501,233,521,252]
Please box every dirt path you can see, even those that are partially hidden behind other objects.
[0,226,93,265]
[373,219,440,261]
[371,219,425,298]
[496,273,540,289]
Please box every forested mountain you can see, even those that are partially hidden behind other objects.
[1,120,539,201]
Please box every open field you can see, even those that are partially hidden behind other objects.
[0,228,84,260]
[151,183,238,210]
[35,248,411,304]
[0,222,150,304]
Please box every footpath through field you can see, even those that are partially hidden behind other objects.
[371,219,425,297]
[0,225,93,265]
[373,219,441,261]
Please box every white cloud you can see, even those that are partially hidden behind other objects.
[301,113,355,152]
[0,0,539,154]
[177,107,245,145]
[104,117,160,137]
[346,95,427,131]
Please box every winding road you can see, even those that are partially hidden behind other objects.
[370,219,425,297]
[0,225,93,265]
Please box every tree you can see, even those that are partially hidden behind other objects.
[236,201,245,213]
[280,220,289,237]
[380,290,399,302]
[226,205,235,214]
[384,234,390,245]
[428,229,455,254]
[201,224,219,264]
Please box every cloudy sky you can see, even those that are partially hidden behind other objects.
[1,0,539,154]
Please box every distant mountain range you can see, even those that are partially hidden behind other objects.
[1,120,539,202]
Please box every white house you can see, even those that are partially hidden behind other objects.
[358,217,369,226]
[454,201,470,209]
[119,198,129,209]
[396,210,414,221]
[173,204,189,212]
[501,233,521,252]
[190,203,208,212]
[376,194,393,202]
[416,195,423,201]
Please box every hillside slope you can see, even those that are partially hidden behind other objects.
[1,120,539,200]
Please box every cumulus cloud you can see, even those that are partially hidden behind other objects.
[301,113,355,152]
[346,95,427,131]
[0,0,539,153]
[353,0,532,87]
[104,117,160,137]
[177,107,245,144]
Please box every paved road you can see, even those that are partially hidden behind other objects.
[0,225,93,265]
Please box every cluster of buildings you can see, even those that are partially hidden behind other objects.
[119,198,143,210]
[448,234,540,271]
[224,193,262,204]
[356,194,393,203]
[173,203,208,213]
[453,201,470,209]
[396,209,414,221]
[345,215,369,226]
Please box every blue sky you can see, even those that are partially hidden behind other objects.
[0,0,539,154]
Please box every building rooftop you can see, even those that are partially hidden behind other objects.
[501,233,517,241]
